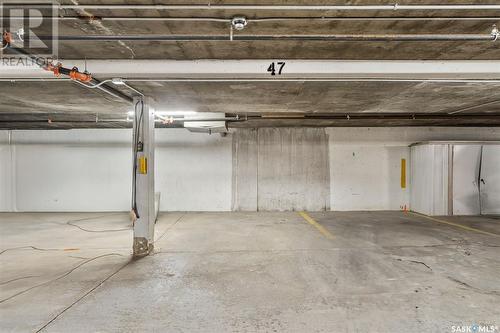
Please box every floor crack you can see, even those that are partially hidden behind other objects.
[35,258,132,332]
[447,276,500,296]
[395,258,433,271]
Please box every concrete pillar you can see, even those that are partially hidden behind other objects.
[132,96,156,257]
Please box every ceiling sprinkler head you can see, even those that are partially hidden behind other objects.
[492,25,499,35]
[232,17,247,31]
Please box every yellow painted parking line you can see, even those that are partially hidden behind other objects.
[298,211,334,240]
[409,211,500,238]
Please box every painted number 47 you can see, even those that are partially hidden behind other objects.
[267,62,285,76]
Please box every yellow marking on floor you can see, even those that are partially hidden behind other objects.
[298,212,334,240]
[409,212,500,238]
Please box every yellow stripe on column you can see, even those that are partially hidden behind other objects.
[138,156,148,174]
[401,158,406,189]
[298,212,334,240]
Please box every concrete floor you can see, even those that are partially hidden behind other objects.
[0,211,499,332]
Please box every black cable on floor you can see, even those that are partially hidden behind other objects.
[35,258,132,333]
[64,213,131,233]
[0,253,126,304]
[0,246,66,255]
[0,275,40,286]
[152,214,185,245]
[66,219,131,233]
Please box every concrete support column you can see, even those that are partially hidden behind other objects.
[132,96,156,257]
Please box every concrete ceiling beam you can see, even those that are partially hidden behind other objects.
[2,60,500,80]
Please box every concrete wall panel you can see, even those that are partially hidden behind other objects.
[257,128,330,211]
[231,129,258,211]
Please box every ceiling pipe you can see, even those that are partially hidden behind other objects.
[52,4,500,11]
[75,78,144,97]
[2,113,500,130]
[249,16,500,22]
[2,113,499,121]
[3,78,500,83]
[122,78,500,83]
[245,114,500,120]
[45,33,499,42]
[0,117,240,123]
[0,78,72,81]
[2,45,134,103]
[5,16,500,22]
[6,16,230,22]
[72,79,135,102]
[0,77,142,99]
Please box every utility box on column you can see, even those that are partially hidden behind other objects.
[132,97,156,257]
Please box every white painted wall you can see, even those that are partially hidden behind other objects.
[155,130,232,211]
[330,145,409,211]
[0,129,232,212]
[327,127,500,211]
[1,127,498,212]
[327,127,500,145]
[4,130,132,211]
[0,131,12,211]
[327,128,410,211]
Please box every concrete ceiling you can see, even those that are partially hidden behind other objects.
[1,80,499,128]
[1,0,500,128]
[54,21,500,60]
[42,1,500,60]
[1,80,499,114]
[135,81,500,114]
